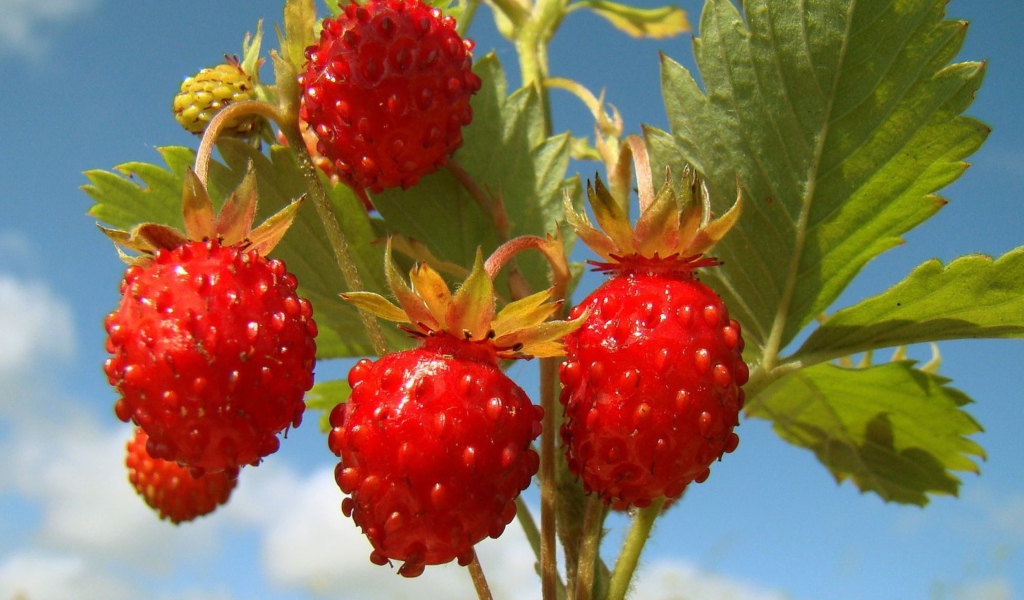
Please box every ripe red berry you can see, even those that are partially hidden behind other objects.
[299,0,482,192]
[329,335,542,576]
[560,256,747,507]
[560,144,747,508]
[126,427,238,524]
[330,247,581,576]
[105,239,318,473]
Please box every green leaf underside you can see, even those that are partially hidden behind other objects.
[371,54,577,299]
[748,361,984,505]
[572,0,690,39]
[84,142,409,360]
[796,248,1024,362]
[647,0,989,356]
[303,378,352,434]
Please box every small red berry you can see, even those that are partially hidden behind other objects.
[299,0,482,192]
[560,149,747,508]
[330,247,582,575]
[105,239,317,473]
[560,258,747,507]
[330,335,542,576]
[126,427,238,524]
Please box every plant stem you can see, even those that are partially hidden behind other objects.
[606,498,666,600]
[193,100,283,185]
[468,550,495,600]
[278,122,390,358]
[539,354,560,600]
[574,495,605,600]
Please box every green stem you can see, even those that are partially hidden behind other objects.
[606,498,666,600]
[515,0,564,136]
[457,0,483,36]
[278,124,390,358]
[574,495,605,600]
[539,355,560,600]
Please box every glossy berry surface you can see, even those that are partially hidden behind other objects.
[105,239,317,473]
[560,260,748,508]
[126,427,238,524]
[328,334,542,577]
[299,0,481,192]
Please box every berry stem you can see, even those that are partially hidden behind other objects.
[573,495,605,600]
[468,550,495,600]
[606,497,666,600]
[194,100,281,185]
[540,354,561,600]
[485,235,571,302]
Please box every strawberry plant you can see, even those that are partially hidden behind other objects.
[82,0,1020,597]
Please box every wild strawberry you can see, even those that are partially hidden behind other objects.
[126,427,238,524]
[560,140,746,508]
[298,0,481,192]
[173,57,260,137]
[329,247,581,576]
[103,170,317,473]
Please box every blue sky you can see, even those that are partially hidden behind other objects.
[0,0,1022,599]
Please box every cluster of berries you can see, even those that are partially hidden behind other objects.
[104,172,318,523]
[119,0,748,577]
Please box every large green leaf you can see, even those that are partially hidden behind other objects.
[84,142,408,360]
[371,53,578,297]
[646,0,988,357]
[797,248,1024,362]
[748,361,985,505]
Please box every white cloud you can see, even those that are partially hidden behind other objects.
[0,552,135,600]
[0,0,96,57]
[237,463,540,600]
[0,275,75,376]
[630,560,788,600]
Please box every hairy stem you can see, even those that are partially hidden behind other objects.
[193,100,284,186]
[606,498,666,600]
[574,495,605,600]
[468,550,495,600]
[278,120,390,357]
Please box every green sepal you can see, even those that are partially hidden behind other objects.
[341,291,410,323]
[447,249,495,339]
[282,0,317,71]
[214,164,259,243]
[182,168,217,241]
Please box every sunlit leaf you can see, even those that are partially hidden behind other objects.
[647,0,988,356]
[797,248,1024,361]
[748,361,985,505]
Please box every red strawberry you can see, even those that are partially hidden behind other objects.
[126,427,238,524]
[299,0,481,192]
[329,247,581,576]
[560,141,746,508]
[102,170,316,474]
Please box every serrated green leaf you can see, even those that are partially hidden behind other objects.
[796,248,1024,361]
[84,142,409,360]
[571,0,689,39]
[371,53,577,298]
[304,378,352,434]
[647,0,988,358]
[748,361,984,505]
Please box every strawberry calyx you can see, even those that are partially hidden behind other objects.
[99,165,302,266]
[343,241,583,360]
[588,252,722,277]
[565,135,742,269]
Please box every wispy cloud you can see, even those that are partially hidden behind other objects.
[0,0,97,58]
[0,275,74,376]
